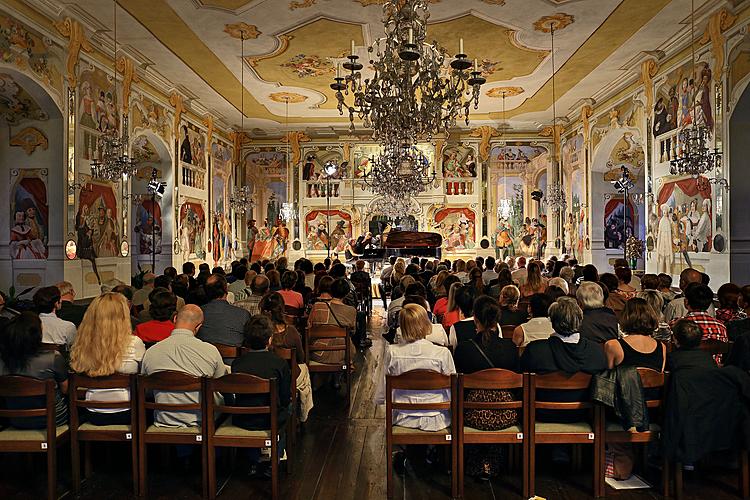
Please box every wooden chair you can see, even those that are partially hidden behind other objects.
[0,376,70,500]
[39,342,65,352]
[69,373,138,495]
[206,374,280,500]
[270,346,298,473]
[457,369,529,498]
[385,370,457,499]
[284,306,306,337]
[306,324,352,406]
[137,371,208,498]
[528,372,603,498]
[210,343,242,361]
[500,325,517,339]
[599,368,668,498]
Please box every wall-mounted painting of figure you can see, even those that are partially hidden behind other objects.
[76,177,120,258]
[251,220,289,262]
[78,67,118,161]
[179,200,206,261]
[604,197,636,250]
[489,144,547,171]
[10,169,48,260]
[246,149,286,177]
[442,145,477,178]
[301,150,343,198]
[130,93,173,146]
[179,122,206,169]
[434,208,475,252]
[305,210,352,253]
[351,144,382,178]
[211,141,233,266]
[562,134,584,170]
[656,176,713,254]
[134,199,161,256]
[653,60,713,138]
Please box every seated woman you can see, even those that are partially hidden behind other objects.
[448,286,477,344]
[293,270,313,307]
[512,293,555,347]
[433,274,460,323]
[307,277,356,365]
[466,268,485,297]
[267,270,282,292]
[498,285,528,326]
[441,282,464,331]
[637,290,671,342]
[134,289,177,343]
[520,262,547,298]
[716,283,744,324]
[613,266,638,301]
[0,312,69,429]
[604,298,666,372]
[395,295,452,347]
[487,268,514,299]
[278,270,304,310]
[71,292,146,425]
[260,292,313,422]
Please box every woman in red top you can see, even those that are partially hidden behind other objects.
[433,275,460,322]
[134,289,176,343]
[441,281,464,330]
[277,270,304,310]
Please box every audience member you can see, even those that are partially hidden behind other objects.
[668,319,717,371]
[395,295,452,347]
[441,282,464,330]
[637,289,671,342]
[197,274,250,347]
[228,265,249,301]
[664,268,714,322]
[728,285,750,341]
[0,312,68,428]
[548,277,569,295]
[267,270,282,292]
[577,281,619,344]
[141,305,228,427]
[278,271,304,310]
[600,272,626,319]
[33,285,76,347]
[520,261,547,298]
[582,264,599,283]
[55,281,87,327]
[235,275,270,316]
[657,273,676,302]
[449,286,478,343]
[559,266,576,296]
[70,293,146,425]
[671,283,727,344]
[716,283,744,324]
[488,268,514,298]
[308,278,356,365]
[604,298,666,371]
[640,274,660,291]
[482,256,498,285]
[511,256,528,285]
[132,273,156,309]
[498,285,528,325]
[135,289,177,343]
[613,266,638,300]
[466,267,485,297]
[513,293,554,347]
[454,296,519,374]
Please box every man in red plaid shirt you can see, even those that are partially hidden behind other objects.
[670,283,727,343]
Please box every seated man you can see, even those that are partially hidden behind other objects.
[141,305,228,427]
[671,283,727,343]
[235,275,270,317]
[197,274,250,347]
[668,319,717,372]
[308,277,356,364]
[55,281,88,327]
[33,286,76,347]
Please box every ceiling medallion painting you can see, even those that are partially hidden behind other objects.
[486,86,525,98]
[282,54,334,78]
[224,22,261,40]
[533,13,575,33]
[290,0,318,9]
[0,73,48,125]
[10,126,48,155]
[355,0,440,5]
[481,0,506,5]
[269,92,307,103]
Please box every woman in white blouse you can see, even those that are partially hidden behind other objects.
[70,292,146,425]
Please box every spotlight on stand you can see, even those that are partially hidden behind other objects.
[531,189,544,202]
[611,166,635,194]
[147,169,166,198]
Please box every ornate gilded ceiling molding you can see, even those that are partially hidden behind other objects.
[486,86,525,98]
[203,115,214,146]
[224,22,261,40]
[342,142,351,162]
[281,131,311,165]
[580,104,593,146]
[700,8,738,81]
[533,13,574,33]
[355,0,439,5]
[469,126,500,162]
[269,92,307,103]
[116,56,140,116]
[10,127,48,155]
[246,35,294,68]
[639,58,659,111]
[169,92,186,141]
[53,17,93,88]
[481,0,506,5]
[230,130,249,166]
[540,124,563,157]
[289,0,317,9]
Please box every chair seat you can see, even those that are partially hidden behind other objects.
[77,423,131,432]
[215,419,272,438]
[145,424,199,434]
[605,421,661,433]
[465,424,522,434]
[392,425,449,435]
[0,424,69,441]
[535,421,593,433]
[309,360,345,368]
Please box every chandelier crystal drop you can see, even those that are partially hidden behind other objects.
[371,194,420,219]
[331,0,485,145]
[497,198,514,220]
[362,142,435,199]
[229,185,253,214]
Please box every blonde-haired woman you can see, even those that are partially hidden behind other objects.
[520,261,547,298]
[70,292,145,425]
[390,259,406,288]
[499,285,528,325]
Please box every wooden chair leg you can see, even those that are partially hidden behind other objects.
[272,442,279,500]
[138,441,147,497]
[593,440,601,498]
[740,449,749,499]
[675,462,683,500]
[47,447,57,500]
[207,443,216,500]
[202,443,209,500]
[528,442,536,497]
[457,441,464,499]
[131,439,139,496]
[71,436,81,493]
[522,441,529,500]
[84,441,92,478]
[451,442,458,500]
[662,458,671,498]
[387,441,394,499]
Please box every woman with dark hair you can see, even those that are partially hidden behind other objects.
[260,292,313,422]
[466,267,485,297]
[716,283,744,324]
[293,269,313,306]
[433,274,460,322]
[135,289,177,343]
[520,262,547,298]
[0,312,69,428]
[582,264,599,283]
[604,298,666,371]
[613,266,638,300]
[278,270,304,309]
[498,285,528,326]
[488,268,514,299]
[266,270,281,292]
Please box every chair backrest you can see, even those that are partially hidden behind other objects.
[501,325,516,339]
[285,306,302,317]
[39,342,64,352]
[306,324,350,368]
[459,369,525,412]
[529,372,594,414]
[69,373,136,430]
[637,367,667,409]
[385,370,455,423]
[273,346,299,381]
[210,343,241,360]
[137,370,204,427]
[0,376,57,442]
[700,339,733,355]
[205,373,278,440]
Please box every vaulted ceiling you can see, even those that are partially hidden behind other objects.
[41,0,713,134]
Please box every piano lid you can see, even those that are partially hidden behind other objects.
[382,231,442,249]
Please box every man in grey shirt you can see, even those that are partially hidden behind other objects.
[141,305,228,427]
[234,275,269,317]
[197,274,250,346]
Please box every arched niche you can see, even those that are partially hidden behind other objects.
[0,68,64,292]
[130,131,174,274]
[729,79,750,283]
[590,128,646,271]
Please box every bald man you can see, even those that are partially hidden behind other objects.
[664,268,715,323]
[141,305,228,427]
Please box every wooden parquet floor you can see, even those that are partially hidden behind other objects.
[0,307,745,499]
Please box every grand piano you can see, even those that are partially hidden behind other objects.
[361,230,443,262]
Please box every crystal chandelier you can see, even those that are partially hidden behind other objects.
[91,1,138,182]
[229,185,253,214]
[363,142,435,199]
[546,182,567,215]
[497,92,514,220]
[371,194,420,219]
[330,0,485,144]
[669,0,723,180]
[280,202,296,222]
